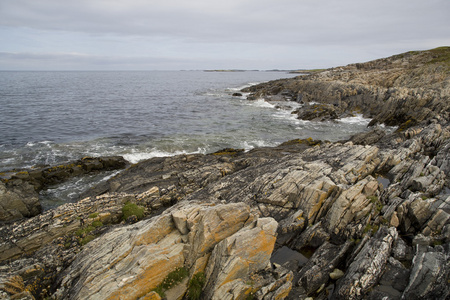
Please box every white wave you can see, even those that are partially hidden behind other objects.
[123,148,205,164]
[101,170,122,182]
[240,140,276,151]
[246,98,275,109]
[339,114,371,125]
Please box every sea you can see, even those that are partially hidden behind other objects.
[0,70,381,209]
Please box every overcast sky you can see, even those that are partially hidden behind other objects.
[0,0,449,70]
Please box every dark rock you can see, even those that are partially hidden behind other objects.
[296,103,339,121]
[367,284,402,300]
[232,92,242,97]
[0,180,41,222]
[271,246,309,269]
[402,248,450,299]
[297,240,352,296]
[379,257,410,292]
[350,127,386,145]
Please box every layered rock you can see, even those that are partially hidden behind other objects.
[243,47,450,130]
[0,156,128,222]
[1,48,449,300]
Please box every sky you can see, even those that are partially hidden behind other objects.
[0,0,449,70]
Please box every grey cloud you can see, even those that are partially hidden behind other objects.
[2,0,449,44]
[0,0,449,70]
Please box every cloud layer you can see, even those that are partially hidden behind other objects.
[1,0,449,70]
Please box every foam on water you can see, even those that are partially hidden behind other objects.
[1,70,397,209]
[339,114,372,125]
[246,98,276,108]
[240,140,277,151]
[123,149,201,164]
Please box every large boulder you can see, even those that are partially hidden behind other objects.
[52,201,278,300]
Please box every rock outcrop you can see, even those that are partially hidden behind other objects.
[0,156,128,222]
[243,47,450,130]
[1,47,449,300]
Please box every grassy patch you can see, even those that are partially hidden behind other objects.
[91,220,103,228]
[81,235,96,246]
[75,225,95,237]
[363,223,380,235]
[153,267,189,298]
[88,212,99,218]
[427,46,450,67]
[122,202,145,220]
[187,272,206,300]
[73,221,104,247]
[367,195,383,214]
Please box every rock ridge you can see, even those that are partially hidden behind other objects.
[1,48,449,299]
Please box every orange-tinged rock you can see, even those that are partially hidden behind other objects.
[204,217,278,299]
[140,291,161,300]
[54,202,257,300]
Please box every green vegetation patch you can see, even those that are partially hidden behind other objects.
[363,223,380,235]
[153,267,189,298]
[367,195,383,214]
[427,46,450,67]
[122,202,145,220]
[187,272,206,300]
[81,235,96,246]
[395,118,418,132]
[88,212,99,218]
[91,220,103,228]
[75,225,95,237]
[72,220,104,247]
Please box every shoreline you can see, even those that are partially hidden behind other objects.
[0,47,449,300]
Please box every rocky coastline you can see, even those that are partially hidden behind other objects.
[1,47,449,299]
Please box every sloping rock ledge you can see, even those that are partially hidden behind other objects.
[1,47,449,300]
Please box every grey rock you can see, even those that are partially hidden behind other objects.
[402,248,450,300]
[334,227,398,300]
[297,240,352,296]
[0,181,41,222]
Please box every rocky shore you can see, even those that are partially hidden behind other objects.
[1,47,449,300]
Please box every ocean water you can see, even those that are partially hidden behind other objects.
[0,71,378,209]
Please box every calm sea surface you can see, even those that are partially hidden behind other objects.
[0,71,377,208]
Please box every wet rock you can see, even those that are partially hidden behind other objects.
[296,103,339,121]
[0,156,128,223]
